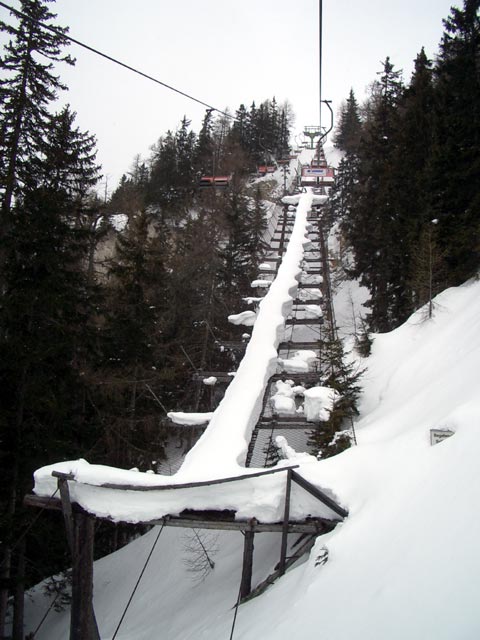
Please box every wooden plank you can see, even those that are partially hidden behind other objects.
[298,283,323,289]
[52,465,300,493]
[279,469,293,575]
[155,516,332,533]
[70,512,100,640]
[22,496,335,532]
[291,471,348,519]
[240,529,255,599]
[241,534,318,603]
[57,476,75,555]
[278,341,320,350]
[285,318,323,325]
[256,421,317,430]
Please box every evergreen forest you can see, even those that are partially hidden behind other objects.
[0,0,478,637]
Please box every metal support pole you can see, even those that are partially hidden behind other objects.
[319,0,323,133]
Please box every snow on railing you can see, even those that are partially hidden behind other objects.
[176,191,314,480]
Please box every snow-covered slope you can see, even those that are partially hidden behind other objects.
[24,277,480,639]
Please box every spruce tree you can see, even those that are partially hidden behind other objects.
[0,0,74,217]
[429,0,480,285]
[333,88,362,154]
[344,58,405,332]
[307,337,363,459]
[101,210,171,469]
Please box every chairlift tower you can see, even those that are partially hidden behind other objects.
[303,125,323,149]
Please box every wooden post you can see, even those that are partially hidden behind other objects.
[279,468,292,576]
[52,473,100,640]
[239,524,255,600]
[57,475,75,554]
[70,512,100,640]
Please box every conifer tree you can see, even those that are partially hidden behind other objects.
[333,88,362,154]
[344,58,405,331]
[195,108,215,174]
[308,337,362,459]
[101,210,171,469]
[0,0,74,217]
[429,0,480,285]
[0,84,101,638]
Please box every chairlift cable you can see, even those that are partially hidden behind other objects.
[0,1,235,120]
[111,524,165,640]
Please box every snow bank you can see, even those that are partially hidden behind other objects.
[303,386,339,422]
[278,349,318,373]
[167,412,213,426]
[227,310,257,326]
[27,276,480,640]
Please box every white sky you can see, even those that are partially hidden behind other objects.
[2,0,457,191]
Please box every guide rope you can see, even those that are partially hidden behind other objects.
[228,584,242,640]
[111,524,165,640]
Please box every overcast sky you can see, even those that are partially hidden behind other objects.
[2,0,458,192]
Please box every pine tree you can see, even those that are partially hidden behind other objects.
[101,210,171,469]
[344,58,406,332]
[333,88,362,154]
[307,337,363,459]
[195,108,215,175]
[428,0,480,285]
[30,105,100,200]
[0,0,74,217]
[394,49,440,312]
[0,185,101,637]
[147,118,197,220]
[0,49,100,636]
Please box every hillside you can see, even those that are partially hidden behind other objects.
[23,276,480,639]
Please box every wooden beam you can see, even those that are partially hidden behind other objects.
[57,475,75,556]
[23,495,334,533]
[240,527,255,599]
[278,341,321,350]
[85,464,300,492]
[279,469,293,576]
[256,421,318,430]
[291,471,348,519]
[70,512,100,640]
[152,515,332,533]
[241,534,317,603]
[285,318,323,325]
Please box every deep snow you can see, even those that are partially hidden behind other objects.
[24,274,480,640]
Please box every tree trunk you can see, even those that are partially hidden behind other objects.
[11,539,25,640]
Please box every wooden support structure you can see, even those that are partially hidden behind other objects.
[70,512,100,640]
[285,317,323,326]
[279,469,293,576]
[278,340,321,350]
[51,472,100,640]
[241,534,316,602]
[25,465,348,624]
[291,470,348,519]
[239,525,256,599]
